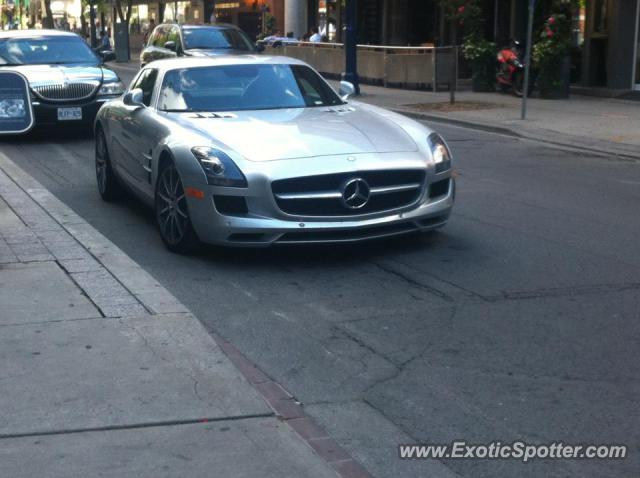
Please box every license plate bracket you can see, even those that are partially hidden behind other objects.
[57,107,82,121]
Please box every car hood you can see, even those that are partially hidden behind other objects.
[170,106,418,161]
[4,63,114,86]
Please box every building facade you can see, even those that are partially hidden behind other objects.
[582,0,640,90]
[288,0,640,92]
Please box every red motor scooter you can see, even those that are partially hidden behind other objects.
[497,40,533,97]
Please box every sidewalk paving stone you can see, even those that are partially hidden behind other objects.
[0,313,271,437]
[0,418,338,478]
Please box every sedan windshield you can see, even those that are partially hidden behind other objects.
[158,64,344,112]
[182,28,254,51]
[0,35,99,66]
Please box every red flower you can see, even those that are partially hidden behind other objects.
[546,29,554,38]
[458,6,465,14]
[548,16,556,25]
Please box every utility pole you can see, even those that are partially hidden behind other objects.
[342,0,360,94]
[521,0,535,120]
[89,1,97,49]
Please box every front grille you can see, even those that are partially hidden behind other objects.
[32,82,99,102]
[272,170,426,217]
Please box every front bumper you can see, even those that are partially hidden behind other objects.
[183,153,455,247]
[31,97,113,127]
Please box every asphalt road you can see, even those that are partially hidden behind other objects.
[1,114,639,477]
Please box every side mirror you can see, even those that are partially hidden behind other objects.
[100,50,116,62]
[339,81,355,101]
[123,88,145,108]
[255,42,265,53]
[164,41,177,52]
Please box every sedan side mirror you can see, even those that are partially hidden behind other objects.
[164,41,177,52]
[339,81,356,101]
[123,88,145,108]
[100,50,116,63]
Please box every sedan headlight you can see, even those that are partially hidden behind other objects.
[191,147,248,187]
[427,133,452,173]
[98,81,125,97]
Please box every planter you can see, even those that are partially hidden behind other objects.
[538,55,571,99]
[471,57,496,92]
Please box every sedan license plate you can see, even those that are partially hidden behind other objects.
[57,107,82,121]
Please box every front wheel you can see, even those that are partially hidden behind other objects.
[95,128,122,201]
[512,72,524,97]
[155,160,200,254]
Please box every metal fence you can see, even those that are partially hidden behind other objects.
[266,42,458,91]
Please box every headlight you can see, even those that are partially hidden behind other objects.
[427,133,452,173]
[191,146,248,187]
[98,81,125,97]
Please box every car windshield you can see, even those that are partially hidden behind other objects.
[183,28,254,51]
[0,35,98,66]
[158,64,344,112]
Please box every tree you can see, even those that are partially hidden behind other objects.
[115,0,133,28]
[115,0,134,59]
[42,0,54,28]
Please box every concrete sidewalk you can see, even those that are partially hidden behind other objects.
[0,152,357,477]
[351,85,640,160]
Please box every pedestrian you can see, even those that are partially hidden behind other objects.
[144,18,156,43]
[309,26,322,43]
[100,29,111,50]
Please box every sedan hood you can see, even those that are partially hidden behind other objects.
[185,49,255,57]
[6,63,109,86]
[171,106,418,161]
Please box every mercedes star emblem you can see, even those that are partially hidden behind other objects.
[341,178,371,209]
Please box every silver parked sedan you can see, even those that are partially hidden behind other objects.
[95,56,454,252]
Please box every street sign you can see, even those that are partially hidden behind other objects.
[0,71,34,135]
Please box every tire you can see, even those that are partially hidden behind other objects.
[498,82,511,93]
[512,72,524,97]
[95,128,122,202]
[155,159,200,254]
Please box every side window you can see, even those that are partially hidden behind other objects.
[291,65,342,106]
[131,69,159,106]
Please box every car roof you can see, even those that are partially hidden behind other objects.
[0,29,79,39]
[144,55,309,72]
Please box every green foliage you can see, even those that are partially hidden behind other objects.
[439,0,484,38]
[533,11,572,95]
[462,37,495,62]
[441,0,496,91]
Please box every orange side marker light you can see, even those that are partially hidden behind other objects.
[185,187,205,199]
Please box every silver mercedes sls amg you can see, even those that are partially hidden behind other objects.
[94,56,455,252]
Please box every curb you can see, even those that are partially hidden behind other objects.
[390,108,640,162]
[0,152,372,478]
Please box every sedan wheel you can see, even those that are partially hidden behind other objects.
[95,129,122,201]
[155,160,199,253]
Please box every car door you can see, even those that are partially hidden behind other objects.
[118,68,159,194]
